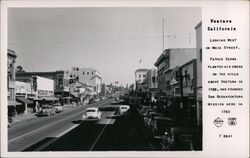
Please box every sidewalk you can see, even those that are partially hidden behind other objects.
[12,100,90,124]
[12,113,37,123]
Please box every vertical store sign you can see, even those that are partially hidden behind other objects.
[203,1,249,157]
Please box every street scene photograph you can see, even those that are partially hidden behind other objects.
[7,7,202,152]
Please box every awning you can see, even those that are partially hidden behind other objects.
[70,92,78,98]
[8,101,22,106]
[64,96,73,99]
[28,97,42,101]
[16,97,33,104]
[39,96,59,101]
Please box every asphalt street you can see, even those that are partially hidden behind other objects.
[24,104,161,151]
[8,99,114,151]
[9,98,161,151]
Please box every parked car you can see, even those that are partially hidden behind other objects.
[161,127,196,151]
[93,98,100,103]
[143,112,162,128]
[38,105,56,116]
[82,107,102,121]
[119,105,130,116]
[138,106,152,117]
[53,103,64,113]
[152,116,175,139]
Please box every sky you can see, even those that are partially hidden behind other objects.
[8,7,201,86]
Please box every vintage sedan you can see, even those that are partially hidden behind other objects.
[53,103,64,113]
[119,105,130,116]
[152,116,175,139]
[38,105,56,116]
[82,107,102,121]
[161,127,196,151]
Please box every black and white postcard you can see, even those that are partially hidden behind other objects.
[1,0,249,158]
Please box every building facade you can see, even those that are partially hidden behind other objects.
[144,68,158,101]
[69,67,102,94]
[195,21,202,127]
[100,83,107,97]
[16,71,69,96]
[15,81,33,114]
[7,49,20,116]
[154,48,196,95]
[134,68,148,91]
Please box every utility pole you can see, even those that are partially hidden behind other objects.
[162,18,165,51]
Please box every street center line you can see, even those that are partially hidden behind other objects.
[56,124,79,138]
[89,112,114,151]
[9,100,113,143]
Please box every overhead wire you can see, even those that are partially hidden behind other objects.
[8,32,195,46]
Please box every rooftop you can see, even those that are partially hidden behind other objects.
[135,68,148,72]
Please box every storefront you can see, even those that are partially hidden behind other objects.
[35,76,57,107]
[15,81,34,114]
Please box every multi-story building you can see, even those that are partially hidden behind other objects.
[69,67,102,94]
[16,71,70,96]
[16,76,56,113]
[15,81,33,114]
[7,49,20,116]
[179,59,197,116]
[134,68,148,91]
[195,21,202,127]
[154,48,196,95]
[100,83,107,97]
[144,68,157,101]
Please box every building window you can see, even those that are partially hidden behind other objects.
[200,49,202,62]
[152,77,156,83]
[139,74,141,78]
[87,72,89,75]
[92,72,94,75]
[58,79,63,87]
[83,71,85,75]
[76,68,79,71]
[70,75,72,78]
[143,74,145,78]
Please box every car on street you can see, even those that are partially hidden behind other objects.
[119,105,130,116]
[82,107,102,121]
[93,98,100,103]
[53,103,64,113]
[38,105,56,116]
[138,106,152,117]
[143,108,155,117]
[151,116,175,139]
[161,127,196,151]
[143,112,162,128]
[99,106,121,118]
